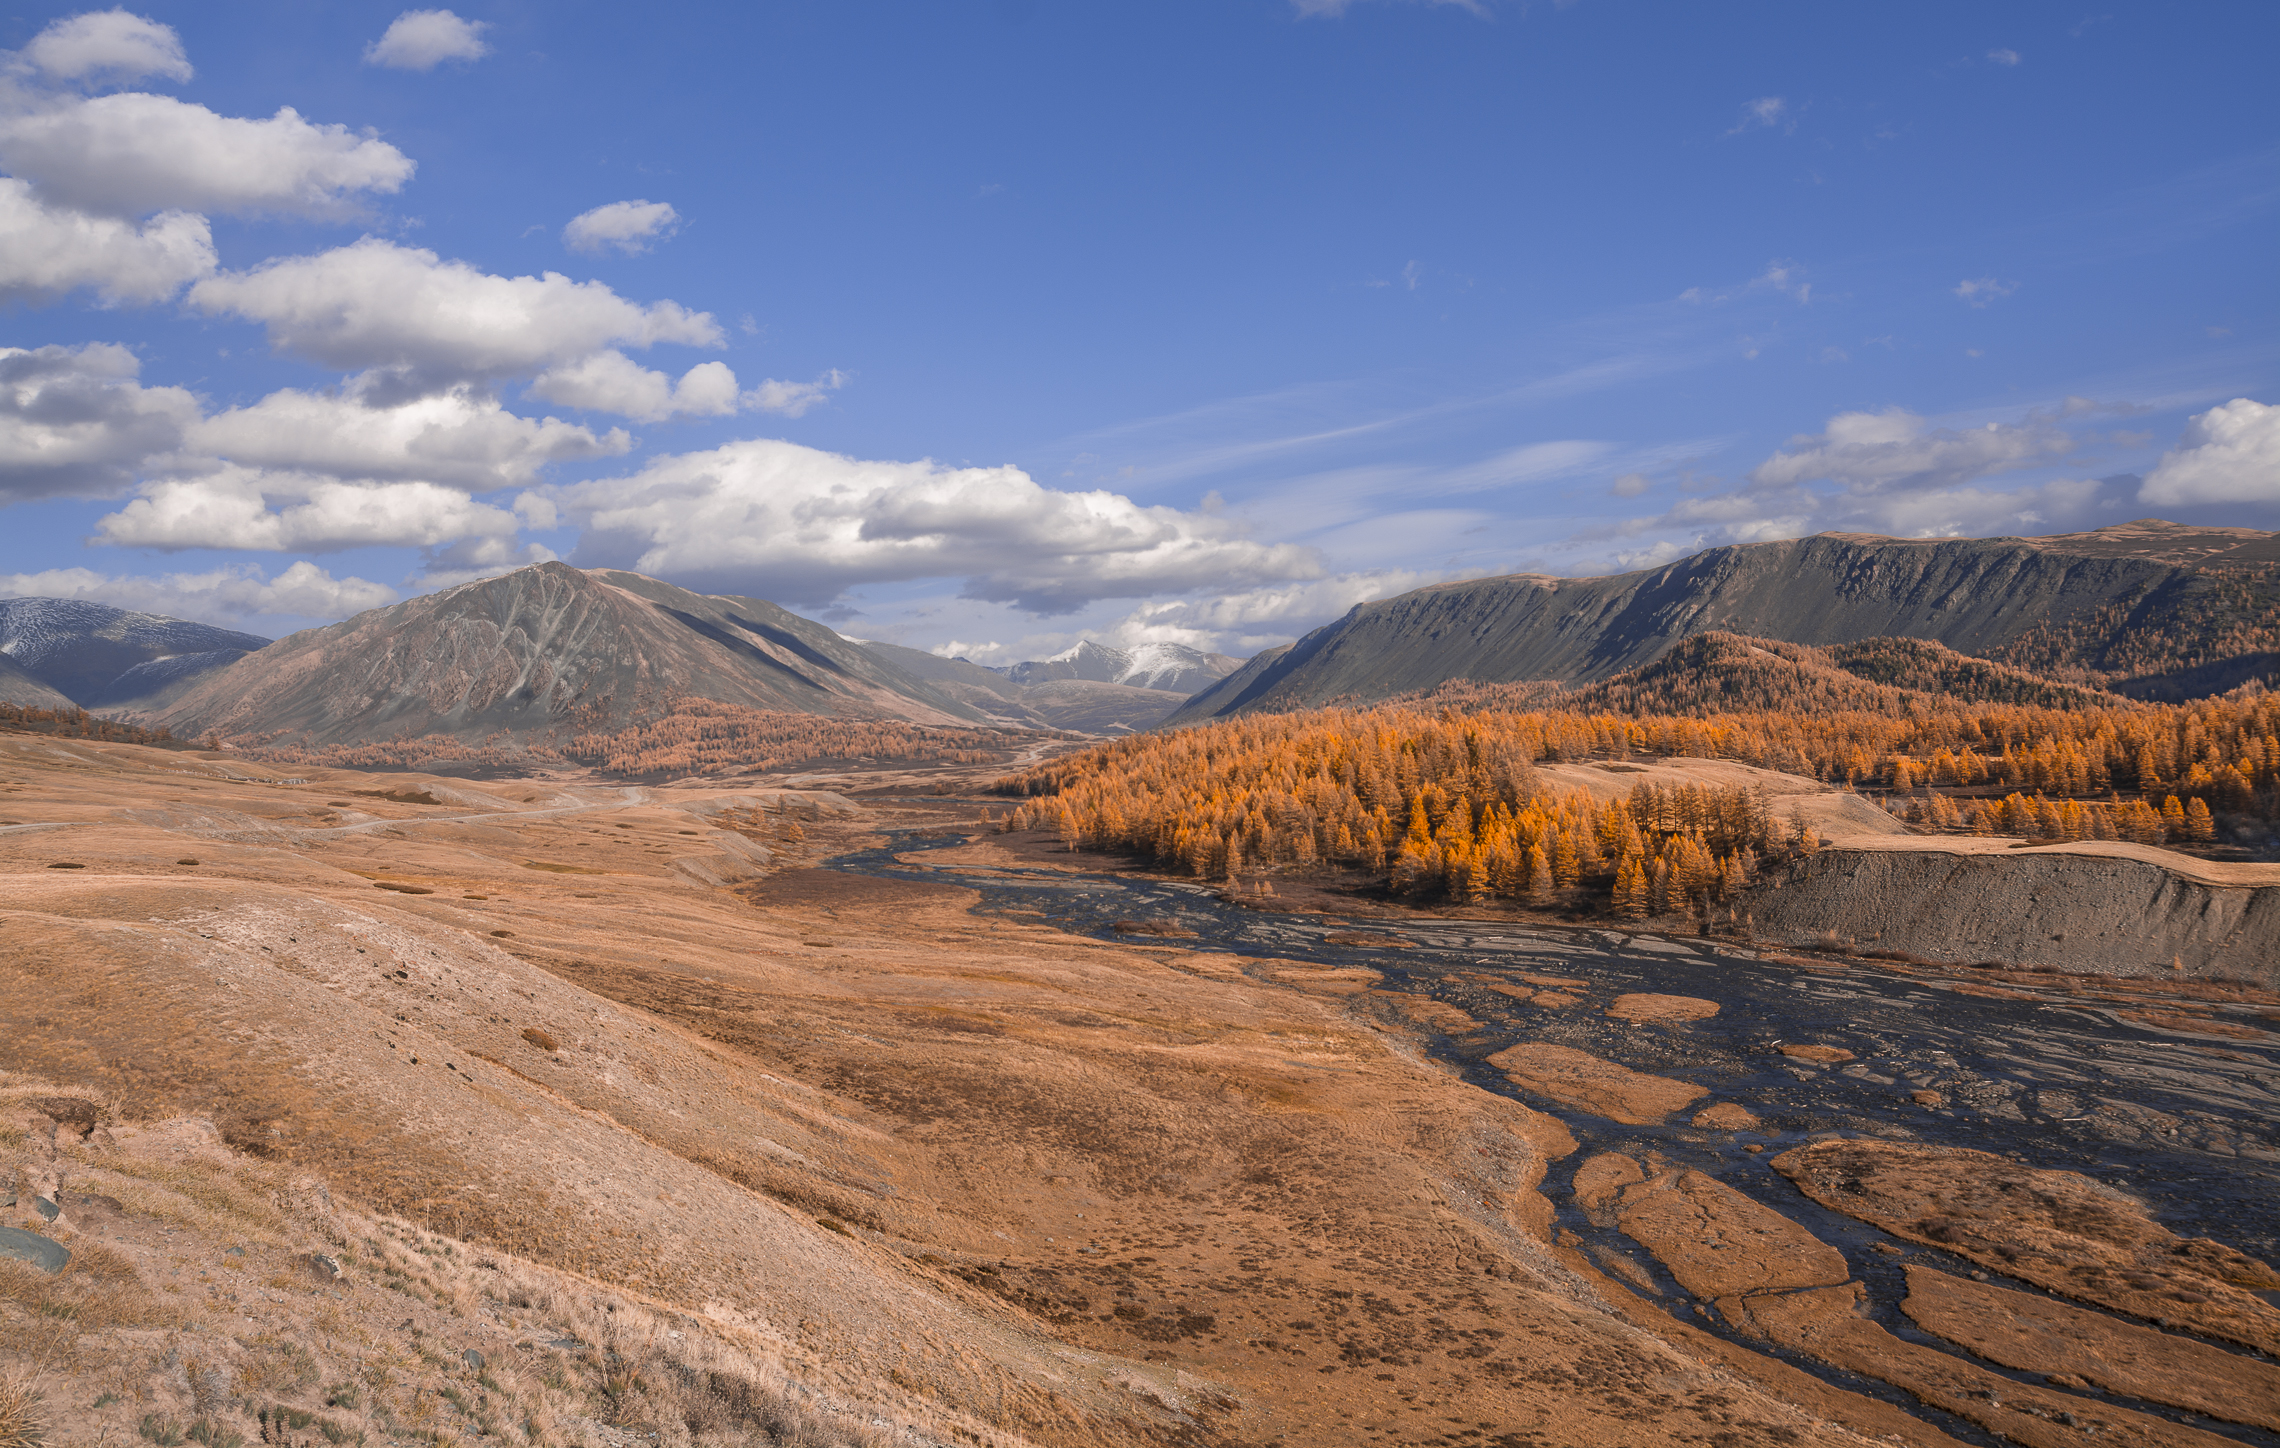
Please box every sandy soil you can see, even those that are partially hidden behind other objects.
[2,734,1894,1448]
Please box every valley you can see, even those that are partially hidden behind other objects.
[5,730,2279,1447]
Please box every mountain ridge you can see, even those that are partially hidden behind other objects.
[0,596,270,708]
[1170,520,2280,725]
[134,562,995,747]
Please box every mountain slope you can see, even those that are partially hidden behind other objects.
[140,563,993,746]
[1171,521,2279,723]
[1003,639,1241,694]
[0,596,269,707]
[853,639,1195,732]
[0,649,77,710]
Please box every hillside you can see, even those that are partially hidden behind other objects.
[136,563,995,748]
[0,651,76,710]
[1390,633,2129,719]
[0,596,269,707]
[1170,520,2280,724]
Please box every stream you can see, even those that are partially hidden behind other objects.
[828,824,2280,1446]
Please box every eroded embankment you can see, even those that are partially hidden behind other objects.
[1750,843,2280,982]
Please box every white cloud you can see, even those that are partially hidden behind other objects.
[744,369,846,417]
[530,355,845,422]
[1748,407,2072,492]
[364,9,491,71]
[96,467,522,553]
[0,560,394,629]
[1986,48,2021,65]
[1290,0,1488,18]
[1609,472,1651,498]
[0,94,414,218]
[1953,276,2016,306]
[188,238,722,390]
[1728,96,1787,134]
[528,351,739,421]
[1113,569,1438,648]
[558,437,1322,612]
[0,342,198,500]
[563,200,679,255]
[0,178,214,304]
[20,9,190,85]
[190,385,628,487]
[2139,399,2280,506]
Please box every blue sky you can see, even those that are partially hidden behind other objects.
[2,1,2275,662]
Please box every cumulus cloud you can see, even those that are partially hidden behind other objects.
[528,351,740,421]
[529,354,845,422]
[188,238,722,391]
[563,200,679,255]
[0,342,199,500]
[0,179,214,304]
[2139,399,2280,506]
[1748,407,2072,493]
[0,94,414,219]
[1953,276,2016,307]
[744,370,846,418]
[1114,569,1440,649]
[558,438,1322,612]
[190,385,628,487]
[20,9,190,85]
[0,560,394,629]
[364,9,491,70]
[1565,404,2127,565]
[97,467,522,553]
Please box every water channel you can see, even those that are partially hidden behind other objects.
[826,823,2280,1446]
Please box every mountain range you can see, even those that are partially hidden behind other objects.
[1171,519,2280,725]
[0,597,270,711]
[11,518,2276,753]
[123,563,994,746]
[853,637,1243,733]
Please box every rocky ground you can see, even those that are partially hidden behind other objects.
[4,733,2278,1447]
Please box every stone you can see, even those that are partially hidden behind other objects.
[306,1252,343,1282]
[0,1225,69,1273]
[1909,1089,1945,1108]
[463,1348,486,1371]
[1778,1043,1855,1064]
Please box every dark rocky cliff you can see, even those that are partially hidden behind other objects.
[1172,522,2279,723]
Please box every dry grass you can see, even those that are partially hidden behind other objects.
[1,1068,936,1448]
[0,1374,44,1448]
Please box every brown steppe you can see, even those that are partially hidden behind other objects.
[2,734,1915,1447]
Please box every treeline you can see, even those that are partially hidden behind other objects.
[242,699,1039,776]
[562,699,1032,775]
[1990,562,2280,683]
[0,703,177,747]
[990,689,2279,911]
[249,733,566,770]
